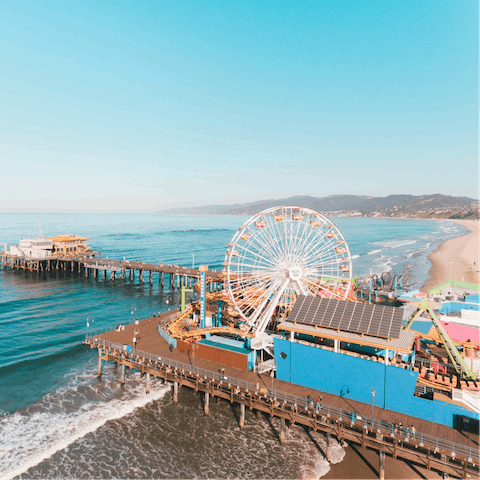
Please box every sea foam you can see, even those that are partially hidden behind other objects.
[0,367,169,480]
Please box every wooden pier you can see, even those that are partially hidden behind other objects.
[85,312,479,480]
[0,253,223,290]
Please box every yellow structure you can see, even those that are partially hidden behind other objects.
[50,235,91,255]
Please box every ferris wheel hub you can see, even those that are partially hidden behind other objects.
[288,266,303,281]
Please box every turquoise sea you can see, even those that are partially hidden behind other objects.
[0,213,467,479]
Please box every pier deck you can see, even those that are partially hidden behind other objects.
[93,314,478,448]
[86,313,479,479]
[1,252,223,287]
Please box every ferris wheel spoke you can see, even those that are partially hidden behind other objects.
[242,231,283,262]
[240,238,281,266]
[254,278,291,333]
[304,254,341,271]
[298,230,337,261]
[288,223,315,260]
[313,238,341,259]
[258,223,286,260]
[233,238,279,265]
[233,271,284,305]
[229,277,274,297]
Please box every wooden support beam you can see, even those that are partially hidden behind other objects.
[239,403,245,430]
[279,417,286,446]
[204,392,210,416]
[326,433,332,462]
[120,364,125,385]
[97,348,102,378]
[173,381,178,405]
[379,450,385,480]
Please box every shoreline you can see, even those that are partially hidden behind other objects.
[420,219,479,292]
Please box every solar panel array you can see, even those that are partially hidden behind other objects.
[287,296,403,339]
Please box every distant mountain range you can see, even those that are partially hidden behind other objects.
[159,194,479,219]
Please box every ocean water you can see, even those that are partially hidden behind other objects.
[0,213,467,479]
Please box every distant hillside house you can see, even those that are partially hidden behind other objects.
[50,235,92,255]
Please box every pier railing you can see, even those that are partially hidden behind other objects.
[86,335,479,464]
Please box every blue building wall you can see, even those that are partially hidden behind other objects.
[439,302,480,313]
[465,294,480,303]
[274,338,479,428]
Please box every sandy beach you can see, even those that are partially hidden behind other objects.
[421,219,479,292]
[323,444,443,480]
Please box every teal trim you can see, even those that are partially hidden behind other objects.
[157,324,177,348]
[199,339,251,355]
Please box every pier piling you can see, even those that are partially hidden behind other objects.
[120,364,125,385]
[441,455,449,479]
[146,372,150,394]
[239,403,245,430]
[379,450,385,480]
[326,433,331,462]
[97,348,102,378]
[204,392,210,416]
[173,381,179,405]
[279,417,286,445]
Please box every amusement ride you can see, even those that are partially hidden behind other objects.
[223,206,353,336]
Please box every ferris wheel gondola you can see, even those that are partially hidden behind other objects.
[223,206,353,336]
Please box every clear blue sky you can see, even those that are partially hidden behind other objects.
[0,0,478,212]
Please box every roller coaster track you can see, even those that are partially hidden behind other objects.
[403,300,477,380]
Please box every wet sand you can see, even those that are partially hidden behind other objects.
[323,444,443,479]
[421,220,479,292]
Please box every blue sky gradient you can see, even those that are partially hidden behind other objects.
[1,0,478,212]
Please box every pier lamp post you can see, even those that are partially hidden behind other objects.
[133,327,139,350]
[86,317,94,339]
[371,384,375,421]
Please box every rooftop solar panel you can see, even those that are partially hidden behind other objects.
[287,295,403,339]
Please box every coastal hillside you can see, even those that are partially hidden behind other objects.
[159,194,479,219]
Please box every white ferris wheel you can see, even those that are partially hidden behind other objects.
[223,206,353,336]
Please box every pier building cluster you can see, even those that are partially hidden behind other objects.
[2,206,479,479]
